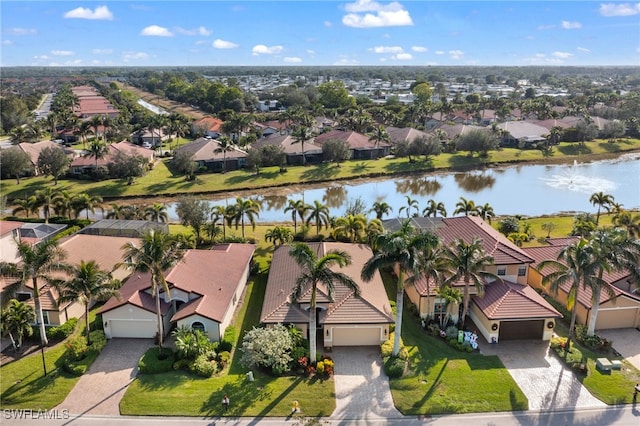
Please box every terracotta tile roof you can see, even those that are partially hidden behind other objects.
[473,279,562,320]
[0,221,23,236]
[194,116,224,133]
[386,126,429,144]
[174,138,247,162]
[314,130,391,150]
[261,242,393,326]
[71,141,153,167]
[253,133,322,155]
[18,141,66,166]
[99,272,170,315]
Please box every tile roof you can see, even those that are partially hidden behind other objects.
[71,141,154,167]
[261,243,393,326]
[18,141,66,166]
[386,127,429,144]
[99,271,169,315]
[314,130,391,150]
[253,133,323,155]
[174,138,247,162]
[0,221,23,237]
[473,279,562,320]
[193,116,224,133]
[498,121,549,139]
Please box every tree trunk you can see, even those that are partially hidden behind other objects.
[8,332,17,352]
[155,286,164,349]
[309,304,317,364]
[460,279,471,327]
[85,303,91,346]
[392,271,404,357]
[587,272,604,336]
[32,277,48,346]
[566,289,580,356]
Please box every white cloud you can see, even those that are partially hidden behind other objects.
[553,51,573,58]
[51,50,74,56]
[342,0,413,28]
[5,28,37,35]
[252,44,284,55]
[577,47,591,53]
[123,51,150,61]
[449,50,464,60]
[33,55,49,60]
[176,26,212,36]
[284,57,302,63]
[307,49,316,55]
[92,49,113,55]
[2,40,13,45]
[411,46,427,52]
[561,21,582,29]
[435,50,445,55]
[525,35,535,40]
[141,25,173,37]
[392,53,412,60]
[324,21,333,27]
[599,3,640,17]
[195,40,208,46]
[370,45,403,53]
[537,24,555,30]
[64,5,113,20]
[212,39,238,49]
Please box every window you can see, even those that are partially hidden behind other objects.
[497,268,506,276]
[16,292,31,302]
[41,311,50,325]
[192,322,205,332]
[518,266,527,277]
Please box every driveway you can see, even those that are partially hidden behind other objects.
[598,328,640,370]
[57,338,153,415]
[479,339,606,410]
[331,346,403,422]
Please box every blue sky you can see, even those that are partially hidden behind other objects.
[1,1,639,67]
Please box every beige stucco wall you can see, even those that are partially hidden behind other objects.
[177,314,221,342]
[593,297,640,329]
[487,263,529,285]
[469,302,498,343]
[0,233,19,263]
[218,260,251,338]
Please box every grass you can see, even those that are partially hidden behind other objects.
[0,306,104,409]
[3,139,639,202]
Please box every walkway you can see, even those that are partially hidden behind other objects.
[331,346,403,423]
[598,328,640,370]
[479,339,606,410]
[57,338,153,415]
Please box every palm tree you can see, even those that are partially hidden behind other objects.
[406,239,447,322]
[371,201,393,220]
[289,243,359,362]
[435,285,463,329]
[284,199,309,234]
[54,260,121,345]
[120,230,184,350]
[368,125,390,158]
[32,187,61,223]
[613,211,640,238]
[232,198,261,239]
[291,125,314,166]
[88,140,109,168]
[362,223,439,356]
[71,193,103,219]
[214,136,237,174]
[1,239,69,349]
[0,299,35,352]
[537,239,603,354]
[398,195,419,218]
[585,229,640,336]
[442,238,499,327]
[89,114,104,142]
[11,196,38,218]
[78,120,93,148]
[145,203,168,223]
[453,196,478,216]
[422,199,447,218]
[334,214,367,243]
[306,200,330,236]
[265,226,294,246]
[476,203,495,223]
[210,205,228,240]
[589,192,614,225]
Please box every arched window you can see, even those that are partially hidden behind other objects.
[192,321,205,332]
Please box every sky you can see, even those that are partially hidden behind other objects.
[1,1,639,67]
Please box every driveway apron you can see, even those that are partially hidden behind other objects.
[332,346,403,422]
[479,340,606,410]
[57,338,153,416]
[597,329,640,370]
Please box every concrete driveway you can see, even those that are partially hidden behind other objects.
[598,328,640,370]
[479,339,606,410]
[331,346,403,422]
[57,338,153,416]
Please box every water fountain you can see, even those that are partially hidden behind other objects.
[541,160,617,194]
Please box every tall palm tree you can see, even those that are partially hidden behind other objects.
[589,192,614,225]
[422,199,447,218]
[537,238,603,354]
[89,114,104,142]
[0,299,35,352]
[585,229,640,336]
[613,211,640,238]
[371,201,393,220]
[406,240,447,322]
[435,285,463,329]
[265,226,294,246]
[289,243,359,362]
[32,187,61,223]
[291,125,314,166]
[145,203,168,223]
[398,195,419,218]
[11,196,38,219]
[210,205,228,241]
[284,199,309,234]
[442,238,499,327]
[306,200,330,236]
[71,193,103,220]
[232,198,261,238]
[214,136,237,174]
[368,125,390,158]
[120,230,184,350]
[334,214,367,243]
[453,196,478,216]
[362,223,439,356]
[88,140,109,168]
[55,260,120,345]
[476,203,495,223]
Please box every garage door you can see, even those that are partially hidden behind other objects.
[596,308,639,330]
[109,320,156,338]
[331,327,381,346]
[499,320,544,340]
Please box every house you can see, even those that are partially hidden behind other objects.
[497,121,550,148]
[173,138,247,172]
[435,124,488,141]
[17,141,71,176]
[386,126,430,145]
[252,133,323,166]
[71,86,119,119]
[383,216,562,342]
[525,238,640,330]
[100,243,255,341]
[130,128,170,147]
[0,221,23,263]
[260,243,394,348]
[192,116,225,138]
[70,141,154,175]
[314,130,391,160]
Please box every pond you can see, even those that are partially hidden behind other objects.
[158,153,640,223]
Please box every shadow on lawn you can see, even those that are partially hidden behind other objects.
[301,164,338,181]
[1,368,60,406]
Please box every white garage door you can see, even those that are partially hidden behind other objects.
[109,320,156,338]
[331,327,381,346]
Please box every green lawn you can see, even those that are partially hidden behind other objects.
[3,139,639,202]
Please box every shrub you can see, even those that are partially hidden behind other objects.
[445,326,459,339]
[138,347,176,374]
[218,339,233,353]
[240,324,293,376]
[173,358,193,371]
[223,325,237,345]
[383,356,406,378]
[65,335,87,361]
[380,338,409,360]
[63,357,86,376]
[191,354,217,377]
[172,326,214,360]
[575,325,606,350]
[217,351,231,368]
[47,318,79,341]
